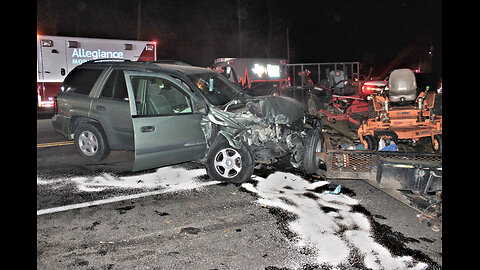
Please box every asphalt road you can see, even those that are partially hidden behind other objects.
[37,116,442,269]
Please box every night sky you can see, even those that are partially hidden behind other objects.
[37,0,442,77]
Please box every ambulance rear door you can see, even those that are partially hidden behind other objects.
[38,36,68,83]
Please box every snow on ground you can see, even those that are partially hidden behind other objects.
[37,166,218,192]
[38,166,429,269]
[242,171,429,270]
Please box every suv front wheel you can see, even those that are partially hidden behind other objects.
[205,136,254,183]
[74,123,111,162]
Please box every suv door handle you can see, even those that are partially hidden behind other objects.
[96,105,106,111]
[140,126,155,132]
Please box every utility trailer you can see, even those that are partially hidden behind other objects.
[316,129,442,216]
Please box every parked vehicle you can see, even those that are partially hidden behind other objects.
[52,60,326,183]
[37,35,157,108]
[361,80,387,99]
[211,58,288,96]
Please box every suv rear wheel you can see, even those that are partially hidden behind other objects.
[74,123,111,162]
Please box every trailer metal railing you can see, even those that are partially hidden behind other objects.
[285,62,361,88]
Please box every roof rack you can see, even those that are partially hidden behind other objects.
[151,60,191,66]
[85,58,132,63]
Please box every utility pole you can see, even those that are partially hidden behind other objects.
[237,0,243,57]
[267,0,272,57]
[286,27,290,63]
[137,0,142,40]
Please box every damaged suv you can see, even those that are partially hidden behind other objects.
[52,60,325,183]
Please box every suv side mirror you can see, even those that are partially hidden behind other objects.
[194,100,208,115]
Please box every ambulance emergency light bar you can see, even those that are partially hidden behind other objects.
[251,63,281,78]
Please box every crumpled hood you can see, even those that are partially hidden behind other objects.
[201,95,307,149]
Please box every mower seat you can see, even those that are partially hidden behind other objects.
[388,69,417,104]
[328,70,356,96]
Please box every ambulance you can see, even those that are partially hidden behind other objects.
[211,58,288,96]
[37,35,157,108]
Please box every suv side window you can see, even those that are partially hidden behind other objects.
[131,76,192,116]
[100,70,128,101]
[61,67,104,95]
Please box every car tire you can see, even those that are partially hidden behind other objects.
[363,135,377,151]
[74,122,111,162]
[205,136,254,183]
[303,128,325,175]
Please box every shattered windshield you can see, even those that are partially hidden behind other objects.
[187,72,245,106]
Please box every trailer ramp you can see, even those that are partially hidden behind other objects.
[320,135,442,216]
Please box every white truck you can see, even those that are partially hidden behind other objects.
[37,35,157,108]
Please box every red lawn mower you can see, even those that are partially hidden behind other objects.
[306,69,369,129]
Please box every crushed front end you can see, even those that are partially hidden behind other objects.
[202,95,325,172]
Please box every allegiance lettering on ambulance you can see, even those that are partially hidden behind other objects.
[71,48,124,64]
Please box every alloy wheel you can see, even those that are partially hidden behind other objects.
[78,131,99,156]
[214,148,242,178]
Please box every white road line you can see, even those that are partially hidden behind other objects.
[37,181,220,216]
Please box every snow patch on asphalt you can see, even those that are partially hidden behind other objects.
[38,167,429,269]
[242,171,428,270]
[37,166,217,192]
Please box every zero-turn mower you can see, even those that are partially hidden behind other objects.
[358,69,442,153]
[307,69,369,129]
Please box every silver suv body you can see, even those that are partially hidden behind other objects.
[52,60,325,183]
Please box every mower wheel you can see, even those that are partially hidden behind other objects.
[363,135,377,150]
[432,135,442,154]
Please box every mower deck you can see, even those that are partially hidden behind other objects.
[359,114,442,140]
[317,95,369,126]
[357,91,442,152]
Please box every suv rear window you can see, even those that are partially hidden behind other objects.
[100,70,128,100]
[61,68,104,95]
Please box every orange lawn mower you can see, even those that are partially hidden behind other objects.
[357,69,442,153]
